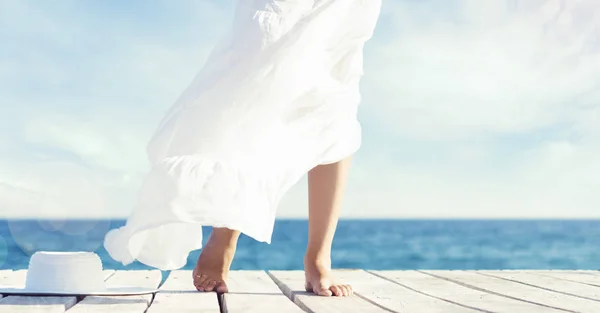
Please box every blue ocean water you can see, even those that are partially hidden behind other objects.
[1,219,599,271]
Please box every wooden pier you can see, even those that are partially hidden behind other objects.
[2,269,600,312]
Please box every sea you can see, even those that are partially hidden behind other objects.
[1,219,599,271]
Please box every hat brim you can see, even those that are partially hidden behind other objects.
[0,286,159,296]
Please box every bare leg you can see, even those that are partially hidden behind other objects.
[304,156,353,297]
[193,227,240,293]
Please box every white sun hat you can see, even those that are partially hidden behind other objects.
[0,251,159,296]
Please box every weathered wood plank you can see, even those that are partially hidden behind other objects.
[66,270,161,312]
[335,270,480,313]
[477,271,600,301]
[373,271,565,313]
[146,270,219,313]
[0,270,114,313]
[269,270,392,313]
[422,270,600,313]
[224,270,303,312]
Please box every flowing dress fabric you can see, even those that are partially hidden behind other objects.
[104,0,381,270]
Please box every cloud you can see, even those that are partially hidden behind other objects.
[0,0,230,218]
[0,0,599,218]
[364,0,600,140]
[336,0,600,218]
[0,164,109,219]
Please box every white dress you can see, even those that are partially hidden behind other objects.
[104,0,381,270]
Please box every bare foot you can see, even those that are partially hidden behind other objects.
[304,256,353,297]
[192,229,238,293]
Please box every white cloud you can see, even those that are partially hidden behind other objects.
[0,0,228,218]
[1,0,599,218]
[0,162,109,218]
[339,0,600,218]
[364,0,600,140]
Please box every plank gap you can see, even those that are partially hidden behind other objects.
[147,270,220,312]
[266,271,316,313]
[144,292,157,313]
[217,292,225,313]
[224,270,304,312]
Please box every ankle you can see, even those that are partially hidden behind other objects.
[305,244,332,259]
[304,252,332,269]
[207,227,240,248]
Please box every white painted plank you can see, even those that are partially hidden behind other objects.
[224,270,303,313]
[0,270,114,287]
[268,270,391,313]
[0,269,75,313]
[373,270,565,313]
[532,271,600,287]
[0,271,8,300]
[0,270,114,313]
[488,270,598,273]
[0,270,27,287]
[0,270,25,303]
[146,270,219,313]
[0,270,14,282]
[103,270,116,281]
[0,270,114,288]
[527,270,600,278]
[0,297,77,313]
[506,270,600,276]
[539,270,600,279]
[66,270,161,312]
[336,270,479,313]
[422,270,600,313]
[478,271,600,301]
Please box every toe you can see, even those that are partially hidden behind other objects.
[304,281,313,293]
[338,284,351,296]
[205,280,217,292]
[215,281,229,294]
[315,284,333,297]
[337,285,348,297]
[194,274,209,291]
[199,275,213,292]
[195,273,209,284]
[330,285,343,297]
[343,284,353,296]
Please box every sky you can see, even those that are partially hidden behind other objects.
[0,0,598,219]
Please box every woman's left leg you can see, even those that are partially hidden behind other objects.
[304,156,353,297]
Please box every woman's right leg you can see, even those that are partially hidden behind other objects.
[193,227,240,293]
